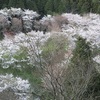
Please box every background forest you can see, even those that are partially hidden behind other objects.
[0,0,100,15]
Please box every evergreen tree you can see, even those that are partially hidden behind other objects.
[0,0,100,15]
[58,0,66,13]
[45,0,53,14]
[77,0,85,13]
[66,0,71,13]
[26,0,37,11]
[80,1,90,13]
[8,0,16,8]
[71,2,78,13]
[53,0,59,12]
[16,0,25,8]
[92,0,99,13]
[2,0,9,8]
[97,5,100,13]
[39,0,47,15]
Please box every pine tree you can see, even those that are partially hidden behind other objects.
[26,0,37,11]
[8,0,17,8]
[97,5,100,13]
[92,0,99,13]
[16,0,25,8]
[71,2,77,13]
[80,1,90,13]
[45,0,53,14]
[39,0,47,15]
[1,0,9,8]
[66,0,71,13]
[0,0,100,15]
[58,0,66,13]
[53,0,59,12]
[77,0,84,11]
[0,0,3,9]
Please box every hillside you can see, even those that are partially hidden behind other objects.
[0,8,100,100]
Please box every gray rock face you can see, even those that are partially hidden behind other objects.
[0,88,18,100]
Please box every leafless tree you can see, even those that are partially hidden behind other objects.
[20,33,99,100]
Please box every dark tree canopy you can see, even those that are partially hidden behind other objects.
[0,0,100,15]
